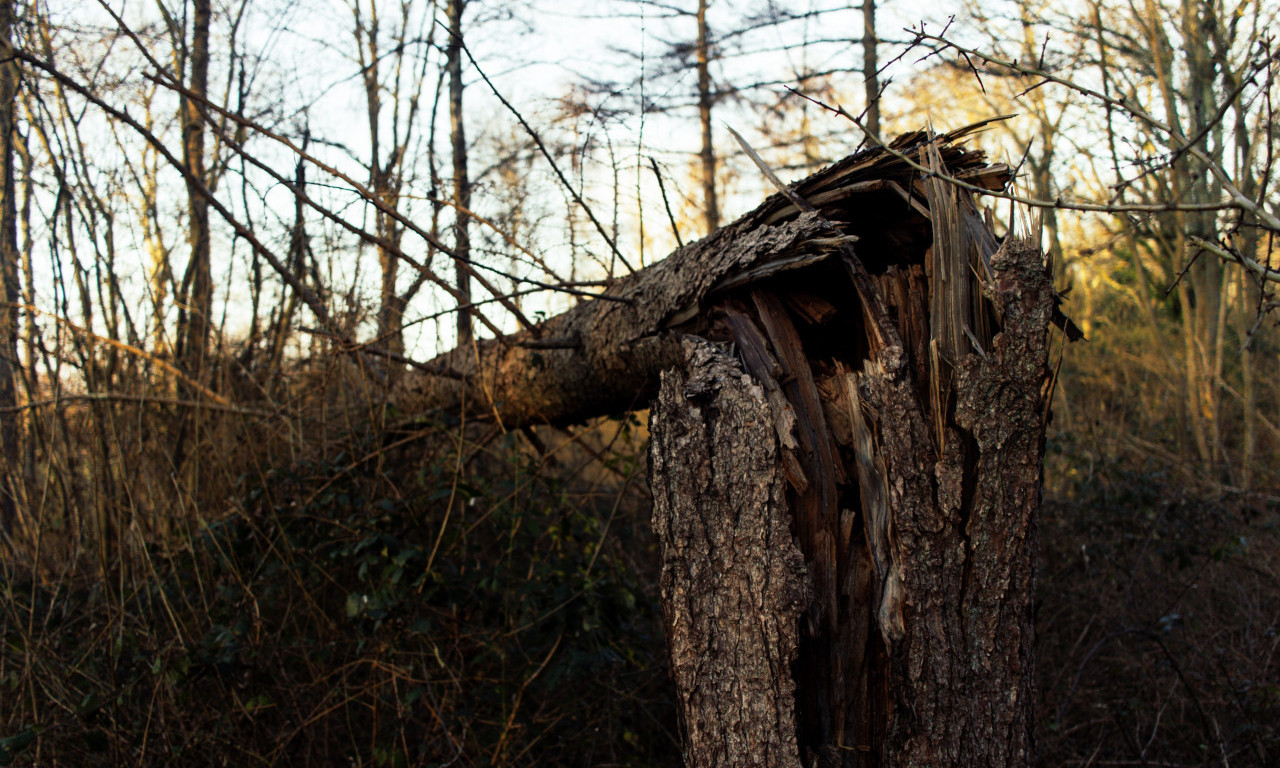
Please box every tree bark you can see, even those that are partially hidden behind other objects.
[447,0,473,348]
[856,235,1048,767]
[0,0,21,538]
[650,337,808,768]
[649,234,1049,768]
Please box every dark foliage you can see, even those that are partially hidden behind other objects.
[1,421,677,767]
[1037,443,1280,767]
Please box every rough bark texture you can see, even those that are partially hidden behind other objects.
[845,235,1049,767]
[394,211,830,426]
[640,157,1049,766]
[650,337,808,768]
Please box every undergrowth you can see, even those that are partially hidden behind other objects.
[1036,430,1280,766]
[2,330,1278,767]
[1,412,676,767]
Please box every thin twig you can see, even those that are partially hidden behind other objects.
[649,156,684,248]
[449,26,636,275]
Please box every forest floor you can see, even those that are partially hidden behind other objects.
[1,411,1277,767]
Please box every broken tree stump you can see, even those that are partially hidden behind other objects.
[649,232,1051,767]
[395,127,1063,767]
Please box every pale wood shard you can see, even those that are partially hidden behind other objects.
[722,305,808,492]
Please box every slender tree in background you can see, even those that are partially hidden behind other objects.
[140,95,175,349]
[447,0,472,348]
[0,0,20,538]
[581,0,730,236]
[695,0,718,233]
[860,0,879,142]
[352,0,437,379]
[594,0,868,239]
[174,0,213,379]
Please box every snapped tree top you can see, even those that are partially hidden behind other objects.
[393,125,1012,428]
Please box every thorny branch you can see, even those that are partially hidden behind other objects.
[785,22,1280,297]
[885,27,1280,288]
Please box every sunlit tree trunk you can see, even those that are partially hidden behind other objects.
[861,0,879,142]
[1180,0,1227,470]
[141,102,173,352]
[175,0,212,379]
[16,111,35,517]
[349,0,435,380]
[696,0,718,234]
[1135,0,1217,465]
[1224,47,1262,489]
[447,0,473,348]
[0,0,21,538]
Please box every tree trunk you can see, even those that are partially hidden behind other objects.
[649,235,1049,768]
[175,0,212,376]
[650,337,808,768]
[650,221,1049,768]
[861,0,880,142]
[0,0,21,538]
[447,0,473,348]
[696,0,718,234]
[355,1,407,376]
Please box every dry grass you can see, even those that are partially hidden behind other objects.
[0,343,676,767]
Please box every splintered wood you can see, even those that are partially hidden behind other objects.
[398,125,1057,768]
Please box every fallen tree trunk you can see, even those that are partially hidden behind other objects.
[392,127,1009,427]
[397,127,1060,768]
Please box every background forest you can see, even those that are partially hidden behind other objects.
[0,0,1277,765]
